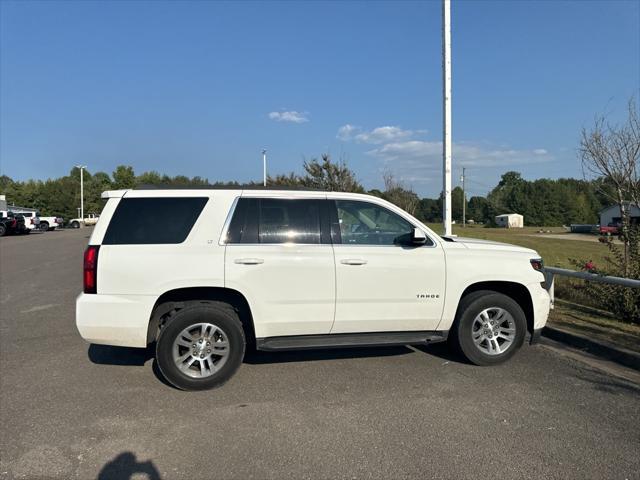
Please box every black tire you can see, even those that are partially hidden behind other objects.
[0,225,6,237]
[156,302,245,391]
[449,290,527,366]
[71,221,80,229]
[40,222,49,231]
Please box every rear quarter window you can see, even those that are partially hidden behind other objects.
[103,197,208,245]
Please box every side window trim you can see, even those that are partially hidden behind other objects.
[218,196,240,245]
[326,200,342,244]
[319,199,333,245]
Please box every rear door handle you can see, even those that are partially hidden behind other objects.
[234,258,264,265]
[340,259,367,265]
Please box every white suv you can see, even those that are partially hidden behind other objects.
[76,188,550,390]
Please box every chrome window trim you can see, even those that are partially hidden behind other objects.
[218,196,240,245]
[220,196,438,248]
[225,243,332,247]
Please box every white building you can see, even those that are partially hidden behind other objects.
[495,213,524,228]
[599,203,640,227]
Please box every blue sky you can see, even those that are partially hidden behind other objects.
[1,0,638,197]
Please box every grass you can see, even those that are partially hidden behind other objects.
[549,301,640,352]
[425,223,609,269]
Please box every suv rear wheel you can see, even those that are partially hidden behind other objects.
[156,302,245,390]
[450,290,526,366]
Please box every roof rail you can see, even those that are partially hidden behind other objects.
[134,184,328,192]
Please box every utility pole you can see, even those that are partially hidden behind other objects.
[262,150,267,187]
[75,165,86,223]
[461,167,466,228]
[442,0,452,236]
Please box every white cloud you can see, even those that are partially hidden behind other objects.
[337,124,360,141]
[337,122,555,193]
[268,110,309,123]
[367,140,554,175]
[355,126,414,144]
[337,125,415,144]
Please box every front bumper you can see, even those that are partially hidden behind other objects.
[530,328,543,345]
[76,292,156,348]
[528,281,551,330]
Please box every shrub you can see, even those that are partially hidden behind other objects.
[570,228,640,323]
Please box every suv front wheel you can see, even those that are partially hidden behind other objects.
[156,302,246,390]
[450,290,527,366]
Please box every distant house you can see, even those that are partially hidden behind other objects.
[599,203,640,226]
[495,213,524,228]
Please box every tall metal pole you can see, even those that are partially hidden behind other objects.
[80,166,84,221]
[442,0,452,236]
[76,165,86,222]
[461,167,466,228]
[262,150,267,187]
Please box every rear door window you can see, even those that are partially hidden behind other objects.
[103,197,208,245]
[226,198,322,244]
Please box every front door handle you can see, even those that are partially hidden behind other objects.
[340,259,367,265]
[234,258,264,265]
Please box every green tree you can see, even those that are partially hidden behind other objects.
[112,165,136,189]
[301,154,364,192]
[451,186,464,221]
[467,196,489,223]
[136,171,163,186]
[416,198,441,223]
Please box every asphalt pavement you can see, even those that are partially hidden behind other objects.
[1,228,639,480]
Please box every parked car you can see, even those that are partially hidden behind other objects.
[69,213,100,228]
[38,215,64,231]
[599,223,621,235]
[17,211,41,232]
[0,212,26,237]
[76,188,551,391]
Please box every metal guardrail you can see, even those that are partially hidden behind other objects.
[543,266,640,307]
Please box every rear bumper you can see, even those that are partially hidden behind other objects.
[76,293,156,348]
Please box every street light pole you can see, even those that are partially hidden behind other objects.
[461,167,466,228]
[75,165,86,223]
[262,150,267,187]
[442,0,452,236]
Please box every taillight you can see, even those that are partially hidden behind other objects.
[30,218,35,225]
[83,245,100,294]
[530,258,544,271]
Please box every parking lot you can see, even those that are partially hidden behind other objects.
[0,228,639,480]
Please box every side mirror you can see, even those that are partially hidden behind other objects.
[412,228,427,245]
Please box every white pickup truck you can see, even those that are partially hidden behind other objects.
[76,188,551,391]
[69,213,100,229]
[38,215,64,231]
[16,211,63,231]
[16,211,40,232]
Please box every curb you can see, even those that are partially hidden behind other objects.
[542,325,640,372]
